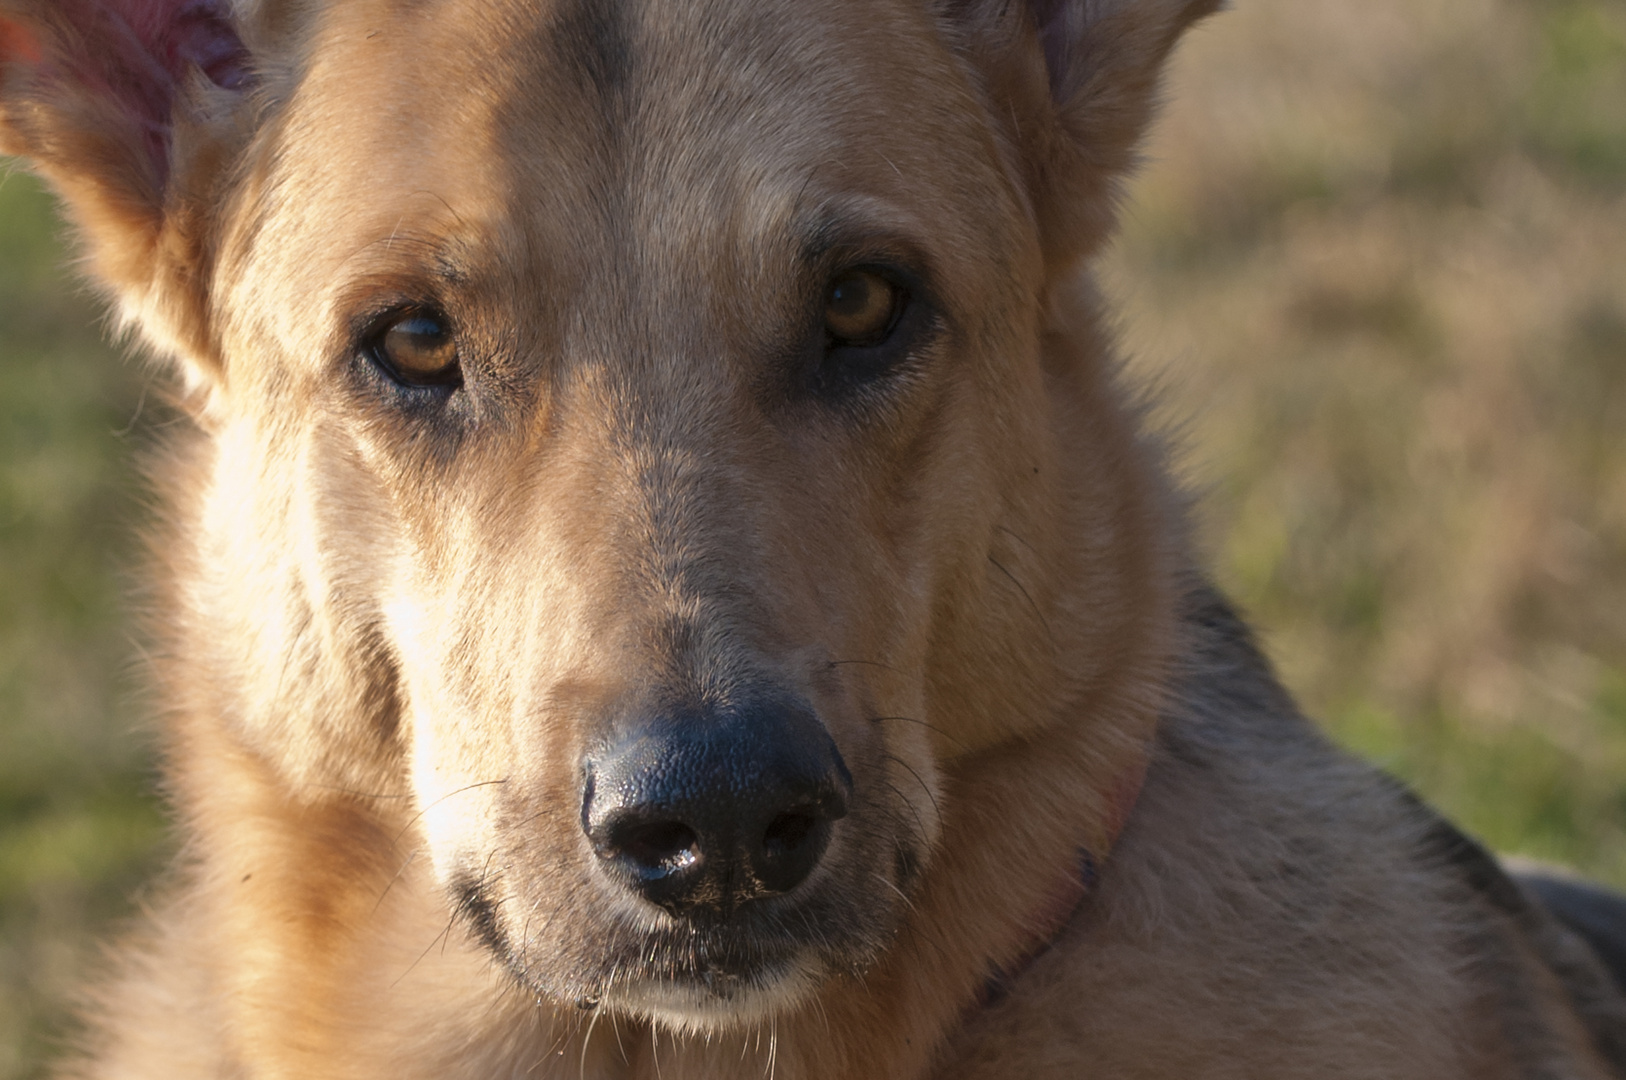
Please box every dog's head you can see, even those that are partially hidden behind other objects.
[2,0,1211,1031]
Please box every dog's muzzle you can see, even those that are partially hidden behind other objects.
[582,696,852,919]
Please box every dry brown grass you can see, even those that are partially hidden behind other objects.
[1106,0,1626,879]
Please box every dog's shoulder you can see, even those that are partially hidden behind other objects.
[946,584,1626,1080]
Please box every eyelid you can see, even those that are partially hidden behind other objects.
[331,265,461,362]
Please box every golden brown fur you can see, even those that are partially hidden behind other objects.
[2,0,1624,1076]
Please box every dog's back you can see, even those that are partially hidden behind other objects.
[1523,874,1626,996]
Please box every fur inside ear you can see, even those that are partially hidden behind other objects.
[0,0,252,384]
[945,0,1222,269]
[0,16,40,65]
[1037,0,1221,166]
[0,0,249,173]
[1028,0,1220,101]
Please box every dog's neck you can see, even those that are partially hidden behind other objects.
[973,751,1148,1011]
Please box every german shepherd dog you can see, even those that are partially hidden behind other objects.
[4,0,1625,1076]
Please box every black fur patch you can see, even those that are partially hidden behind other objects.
[893,840,921,892]
[451,870,508,962]
[1520,874,1626,995]
[550,0,633,100]
[1401,785,1626,1074]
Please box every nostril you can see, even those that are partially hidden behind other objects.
[604,817,701,878]
[582,696,851,912]
[762,809,817,860]
[754,806,834,896]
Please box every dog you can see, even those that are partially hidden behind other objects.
[4,0,1625,1076]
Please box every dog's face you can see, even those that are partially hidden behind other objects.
[1,0,1210,1032]
[239,0,1045,1023]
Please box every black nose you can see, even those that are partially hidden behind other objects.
[581,697,851,918]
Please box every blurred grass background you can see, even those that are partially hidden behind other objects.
[0,162,169,1072]
[0,0,1622,1074]
[1104,0,1626,878]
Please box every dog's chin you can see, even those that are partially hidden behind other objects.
[486,902,876,1034]
[474,841,911,1029]
[599,955,825,1034]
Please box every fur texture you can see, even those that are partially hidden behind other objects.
[3,0,1623,1076]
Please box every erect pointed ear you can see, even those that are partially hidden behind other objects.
[0,0,256,390]
[943,0,1222,272]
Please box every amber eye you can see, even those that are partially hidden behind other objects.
[373,311,460,386]
[825,270,903,346]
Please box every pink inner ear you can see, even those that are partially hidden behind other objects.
[40,0,251,183]
[0,17,45,65]
[170,2,251,90]
[77,0,251,94]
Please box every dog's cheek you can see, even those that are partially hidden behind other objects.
[862,363,1055,756]
[378,543,580,899]
[747,469,952,898]
[178,409,415,799]
[373,577,497,881]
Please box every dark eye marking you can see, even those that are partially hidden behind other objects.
[366,309,462,389]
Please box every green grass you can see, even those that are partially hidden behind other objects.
[1,0,1624,1075]
[0,172,166,1080]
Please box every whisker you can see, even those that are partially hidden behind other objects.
[579,1003,603,1080]
[882,751,943,827]
[825,658,899,674]
[446,848,502,957]
[872,871,955,970]
[869,714,970,753]
[393,917,454,989]
[883,779,931,850]
[391,777,511,848]
[987,554,1055,645]
[873,871,919,917]
[610,1007,628,1064]
[994,523,1041,557]
[372,848,419,912]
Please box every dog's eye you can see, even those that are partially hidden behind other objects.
[825,270,903,347]
[371,311,461,386]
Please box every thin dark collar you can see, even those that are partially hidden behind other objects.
[973,756,1147,1010]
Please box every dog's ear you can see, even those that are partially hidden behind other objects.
[944,0,1221,270]
[0,0,255,386]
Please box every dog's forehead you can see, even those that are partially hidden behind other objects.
[240,0,1021,338]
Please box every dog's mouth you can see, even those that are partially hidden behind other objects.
[470,888,882,1029]
[449,828,909,1030]
[598,956,824,1030]
[583,926,831,1027]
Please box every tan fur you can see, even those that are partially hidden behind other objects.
[4,0,1624,1076]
